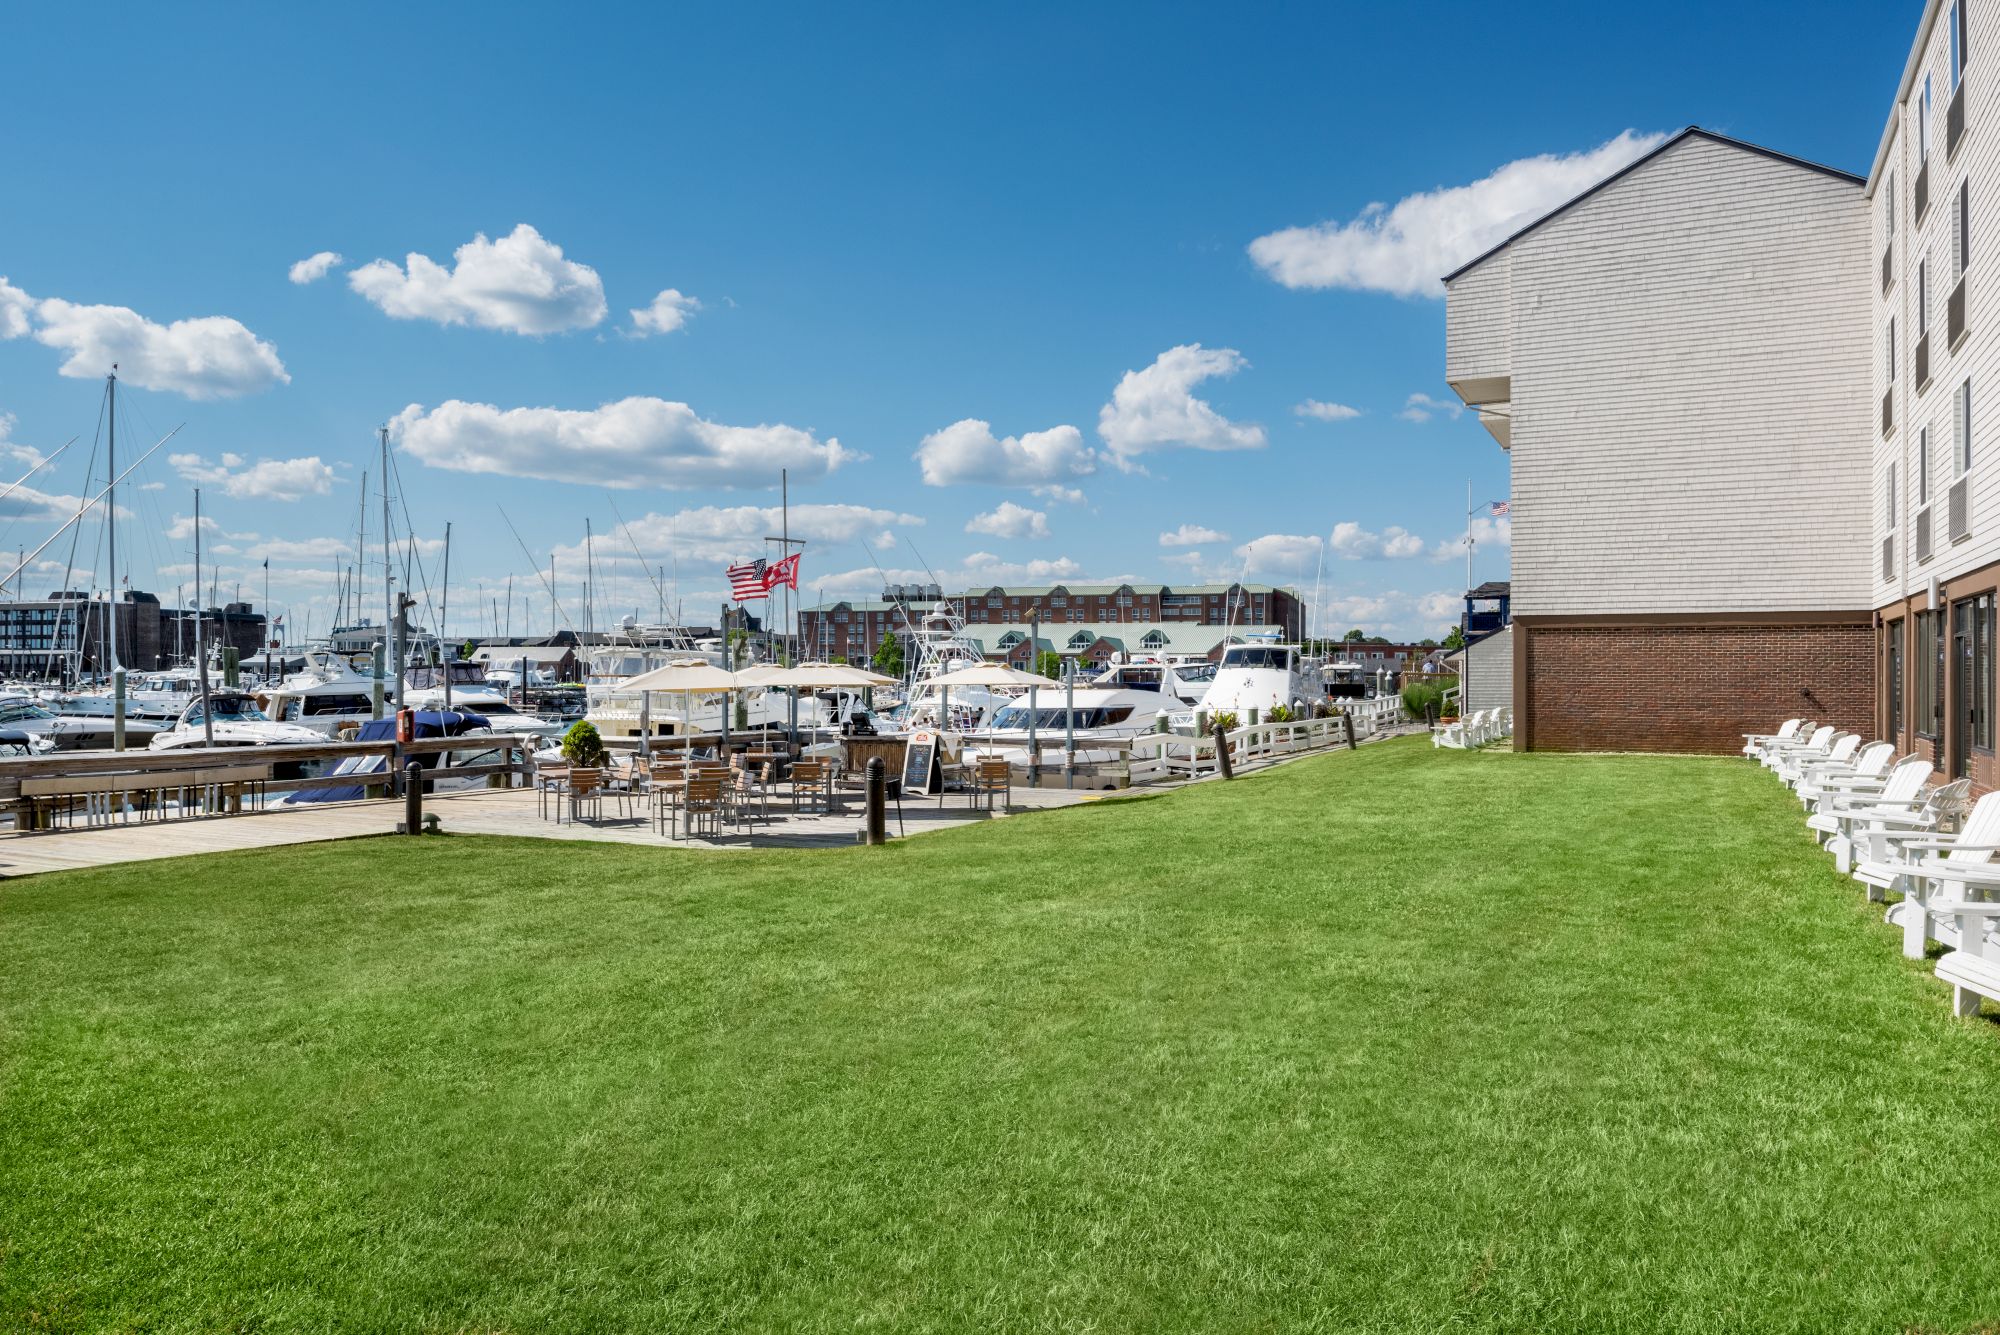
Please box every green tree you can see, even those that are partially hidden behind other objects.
[1441,625,1466,651]
[1343,628,1367,643]
[1033,650,1064,681]
[870,634,905,679]
[1418,637,1440,649]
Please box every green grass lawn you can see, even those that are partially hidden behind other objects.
[5,738,2000,1333]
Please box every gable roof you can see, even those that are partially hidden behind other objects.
[1441,127,1865,285]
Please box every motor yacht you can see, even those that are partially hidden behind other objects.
[960,687,1165,770]
[1091,657,1211,706]
[1171,638,1326,727]
[147,690,326,751]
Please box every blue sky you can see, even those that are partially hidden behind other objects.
[0,1,1916,643]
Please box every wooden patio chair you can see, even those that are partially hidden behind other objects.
[680,776,725,841]
[971,757,1012,814]
[565,767,605,824]
[788,758,832,814]
[536,759,570,821]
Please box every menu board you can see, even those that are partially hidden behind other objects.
[902,728,941,796]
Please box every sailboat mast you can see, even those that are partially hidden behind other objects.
[353,467,368,632]
[380,428,392,651]
[584,518,594,635]
[105,369,118,674]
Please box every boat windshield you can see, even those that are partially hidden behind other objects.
[1176,664,1218,683]
[0,699,54,723]
[1220,647,1293,670]
[989,704,1136,730]
[188,696,268,725]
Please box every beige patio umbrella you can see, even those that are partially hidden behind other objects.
[733,662,791,686]
[926,663,1060,689]
[763,662,896,688]
[621,660,744,761]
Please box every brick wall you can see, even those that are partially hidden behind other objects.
[1523,621,1874,753]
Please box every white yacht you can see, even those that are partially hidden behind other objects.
[148,691,326,751]
[1091,657,1211,706]
[257,649,394,737]
[1176,639,1326,725]
[960,687,1166,769]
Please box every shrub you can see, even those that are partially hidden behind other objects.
[561,719,606,769]
[1400,683,1447,723]
[1267,703,1296,723]
[1209,710,1239,734]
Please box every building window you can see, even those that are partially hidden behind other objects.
[1887,171,1899,236]
[1889,618,1906,732]
[1917,609,1945,736]
[1953,2,1968,87]
[1889,317,1898,381]
[1961,379,1975,473]
[1972,593,1996,750]
[1960,180,1973,280]
[1924,74,1935,161]
[1920,254,1932,332]
[1887,461,1901,527]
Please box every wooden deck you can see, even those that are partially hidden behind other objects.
[0,782,1106,877]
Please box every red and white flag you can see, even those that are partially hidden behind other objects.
[1489,500,1510,517]
[725,553,803,601]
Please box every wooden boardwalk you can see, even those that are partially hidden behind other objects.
[0,783,1105,878]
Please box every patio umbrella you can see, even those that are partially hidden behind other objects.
[762,662,895,688]
[621,660,743,760]
[926,663,1060,689]
[733,663,791,686]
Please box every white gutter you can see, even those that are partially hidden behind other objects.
[1868,0,1946,195]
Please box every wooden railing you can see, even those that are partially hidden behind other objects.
[0,735,529,833]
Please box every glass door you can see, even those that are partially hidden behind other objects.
[1954,599,1976,778]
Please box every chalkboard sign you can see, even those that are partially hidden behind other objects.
[902,729,942,796]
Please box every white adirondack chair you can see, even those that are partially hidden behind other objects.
[1874,791,2000,960]
[1762,724,1834,772]
[1743,718,1804,758]
[1806,757,1933,870]
[1797,741,1895,810]
[1778,732,1859,789]
[1848,776,1973,894]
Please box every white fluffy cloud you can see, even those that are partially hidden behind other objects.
[1031,484,1088,505]
[0,413,43,469]
[246,535,358,562]
[1160,523,1227,547]
[168,452,336,501]
[1329,521,1426,559]
[348,224,607,335]
[806,552,1102,599]
[914,418,1095,487]
[1098,345,1264,467]
[287,251,343,285]
[552,504,923,578]
[1294,399,1361,421]
[0,279,33,340]
[1248,130,1668,297]
[1398,392,1464,423]
[1232,532,1322,577]
[0,277,288,400]
[1431,515,1512,561]
[965,501,1050,540]
[630,288,699,336]
[392,397,852,490]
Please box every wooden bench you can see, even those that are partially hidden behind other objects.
[21,763,271,829]
[1937,949,2000,1018]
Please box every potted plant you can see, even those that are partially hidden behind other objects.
[562,719,605,770]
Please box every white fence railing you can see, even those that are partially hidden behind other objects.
[1128,700,1405,784]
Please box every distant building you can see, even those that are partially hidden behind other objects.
[0,588,265,680]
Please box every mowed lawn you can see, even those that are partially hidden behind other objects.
[6,739,2000,1332]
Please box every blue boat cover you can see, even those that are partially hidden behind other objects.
[283,710,492,804]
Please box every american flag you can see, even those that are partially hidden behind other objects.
[727,557,773,600]
[1489,500,1510,517]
